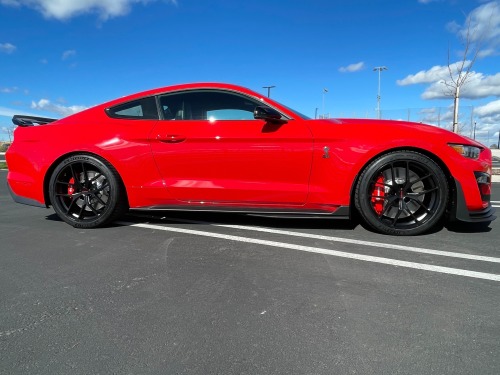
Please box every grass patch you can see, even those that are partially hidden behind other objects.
[0,161,7,169]
[0,143,10,152]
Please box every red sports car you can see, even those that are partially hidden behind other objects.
[6,83,495,235]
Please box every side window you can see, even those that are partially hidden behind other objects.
[159,90,269,121]
[107,97,159,120]
[206,109,254,120]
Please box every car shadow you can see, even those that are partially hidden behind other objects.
[44,211,358,231]
[123,210,359,232]
[45,213,62,222]
[45,210,493,235]
[445,221,492,234]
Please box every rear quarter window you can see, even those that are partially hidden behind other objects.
[106,97,159,120]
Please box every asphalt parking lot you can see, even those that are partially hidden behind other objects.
[1,170,499,375]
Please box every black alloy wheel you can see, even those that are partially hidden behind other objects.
[355,151,449,235]
[49,154,128,228]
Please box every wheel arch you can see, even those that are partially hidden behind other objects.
[349,146,457,215]
[43,151,129,207]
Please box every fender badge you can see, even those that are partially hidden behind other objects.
[322,146,330,159]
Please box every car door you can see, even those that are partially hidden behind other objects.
[149,90,313,206]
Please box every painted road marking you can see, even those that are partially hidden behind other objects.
[491,200,500,208]
[128,215,500,264]
[117,221,500,282]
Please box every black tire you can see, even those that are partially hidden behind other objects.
[49,154,128,228]
[355,151,448,236]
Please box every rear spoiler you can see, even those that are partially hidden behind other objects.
[12,115,58,127]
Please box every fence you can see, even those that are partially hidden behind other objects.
[338,106,499,147]
[379,106,475,136]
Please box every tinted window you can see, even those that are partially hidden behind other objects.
[159,90,276,121]
[107,97,159,120]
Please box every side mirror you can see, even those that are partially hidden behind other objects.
[253,106,284,122]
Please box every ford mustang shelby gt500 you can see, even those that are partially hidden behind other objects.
[6,83,496,235]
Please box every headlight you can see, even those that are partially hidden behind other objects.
[448,144,481,159]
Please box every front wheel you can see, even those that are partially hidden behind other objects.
[355,151,449,236]
[49,155,128,228]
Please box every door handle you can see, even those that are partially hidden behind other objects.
[157,134,186,143]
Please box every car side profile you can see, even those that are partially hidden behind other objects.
[6,83,496,235]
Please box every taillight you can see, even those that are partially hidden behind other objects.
[474,172,491,207]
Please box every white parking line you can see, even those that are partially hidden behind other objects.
[117,221,500,282]
[491,201,500,208]
[130,215,500,263]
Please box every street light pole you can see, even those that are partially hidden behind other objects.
[263,85,275,98]
[322,88,328,118]
[373,66,388,119]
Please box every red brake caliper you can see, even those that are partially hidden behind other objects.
[68,177,75,196]
[371,175,385,216]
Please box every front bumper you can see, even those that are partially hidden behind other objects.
[452,178,496,223]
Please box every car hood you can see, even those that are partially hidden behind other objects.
[323,118,486,148]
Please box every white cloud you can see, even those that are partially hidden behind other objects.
[0,106,19,117]
[0,106,38,117]
[0,0,19,6]
[396,61,471,86]
[31,99,87,117]
[339,62,365,73]
[416,71,500,100]
[1,87,18,93]
[0,0,177,21]
[475,99,500,117]
[447,1,500,55]
[0,42,16,54]
[460,72,500,99]
[62,49,76,60]
[466,100,500,139]
[462,1,500,45]
[397,66,447,86]
[446,20,461,33]
[396,59,500,100]
[477,48,496,58]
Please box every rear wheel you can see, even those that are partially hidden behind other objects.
[49,155,127,228]
[355,151,448,235]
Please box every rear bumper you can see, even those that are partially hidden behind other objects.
[452,178,496,223]
[7,181,47,208]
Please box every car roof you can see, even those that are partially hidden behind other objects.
[109,83,265,105]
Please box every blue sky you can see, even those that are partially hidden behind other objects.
[1,0,499,146]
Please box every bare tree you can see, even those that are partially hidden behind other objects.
[1,125,15,143]
[444,16,482,134]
